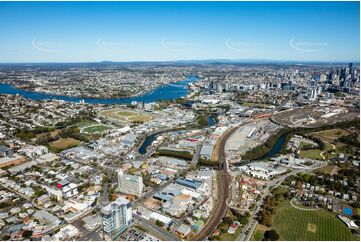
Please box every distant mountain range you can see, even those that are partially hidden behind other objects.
[0,59,359,66]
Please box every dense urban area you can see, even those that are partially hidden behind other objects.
[0,62,359,241]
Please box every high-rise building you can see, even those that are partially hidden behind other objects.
[310,88,317,100]
[101,197,132,239]
[118,170,144,196]
[320,73,327,82]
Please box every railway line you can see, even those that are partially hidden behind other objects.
[192,125,240,240]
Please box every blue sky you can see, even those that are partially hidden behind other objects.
[0,1,359,62]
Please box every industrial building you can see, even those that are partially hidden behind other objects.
[240,162,287,180]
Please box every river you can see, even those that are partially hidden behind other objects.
[255,134,287,160]
[0,75,198,105]
[207,115,218,126]
[138,132,159,155]
[139,115,218,155]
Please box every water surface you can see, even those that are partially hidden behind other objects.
[0,75,197,104]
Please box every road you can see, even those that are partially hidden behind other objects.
[191,142,203,167]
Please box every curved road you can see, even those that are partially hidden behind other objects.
[290,197,320,211]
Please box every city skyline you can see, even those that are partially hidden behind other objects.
[0,1,359,63]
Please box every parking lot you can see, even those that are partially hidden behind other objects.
[118,228,160,241]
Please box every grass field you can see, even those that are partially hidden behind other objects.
[73,121,97,128]
[251,224,268,241]
[313,128,351,141]
[100,109,152,123]
[299,149,323,159]
[298,141,334,160]
[116,111,137,117]
[316,164,340,175]
[297,128,354,160]
[242,102,272,108]
[35,129,60,140]
[82,124,112,134]
[49,138,80,152]
[299,141,317,149]
[271,201,357,241]
[128,115,152,122]
[217,227,241,241]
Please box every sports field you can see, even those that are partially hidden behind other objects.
[82,124,112,134]
[73,121,98,128]
[100,108,152,123]
[271,201,357,241]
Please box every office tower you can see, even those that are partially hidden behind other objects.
[316,86,324,94]
[217,83,223,93]
[101,197,132,239]
[213,82,219,91]
[209,80,214,89]
[340,68,347,79]
[320,73,327,82]
[310,89,317,100]
[349,63,354,80]
[118,170,144,196]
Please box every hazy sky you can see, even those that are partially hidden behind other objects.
[0,1,359,62]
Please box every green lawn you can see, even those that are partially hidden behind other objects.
[299,141,316,149]
[272,201,357,241]
[299,141,334,160]
[216,224,242,241]
[83,125,112,134]
[218,229,241,241]
[74,121,97,128]
[299,149,323,159]
[100,109,152,122]
[242,102,272,108]
[251,230,264,241]
[251,224,268,241]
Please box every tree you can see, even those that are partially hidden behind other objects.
[264,230,279,241]
[196,115,208,127]
[1,235,10,241]
[155,220,164,227]
[222,216,233,225]
[23,230,33,238]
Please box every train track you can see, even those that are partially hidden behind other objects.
[192,125,239,240]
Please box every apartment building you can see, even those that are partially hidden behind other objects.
[118,170,144,196]
[101,197,132,239]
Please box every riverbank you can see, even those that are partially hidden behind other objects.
[0,75,198,105]
[137,124,202,155]
[242,128,294,160]
[242,118,360,161]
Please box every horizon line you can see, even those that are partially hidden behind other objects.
[0,58,359,65]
